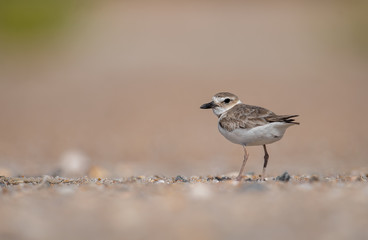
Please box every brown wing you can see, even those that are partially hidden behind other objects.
[219,104,299,132]
[219,104,276,132]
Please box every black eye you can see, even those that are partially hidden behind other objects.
[224,98,231,103]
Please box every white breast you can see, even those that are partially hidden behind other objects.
[218,122,294,146]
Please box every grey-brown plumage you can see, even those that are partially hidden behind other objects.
[219,104,299,132]
[200,92,299,181]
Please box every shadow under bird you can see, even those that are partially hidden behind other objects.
[200,92,299,181]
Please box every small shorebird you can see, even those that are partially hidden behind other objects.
[200,92,299,181]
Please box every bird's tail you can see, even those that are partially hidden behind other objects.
[266,115,300,125]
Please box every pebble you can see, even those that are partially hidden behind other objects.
[309,175,319,182]
[215,176,232,181]
[155,180,165,184]
[276,172,291,182]
[59,150,90,177]
[175,175,189,182]
[0,173,366,190]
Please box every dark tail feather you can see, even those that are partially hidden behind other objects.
[267,115,300,125]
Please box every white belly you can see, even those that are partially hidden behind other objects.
[218,122,294,146]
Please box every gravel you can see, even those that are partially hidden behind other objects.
[1,173,368,240]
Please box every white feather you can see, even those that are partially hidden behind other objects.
[218,122,294,146]
[212,99,241,116]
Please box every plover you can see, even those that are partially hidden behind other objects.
[200,92,299,181]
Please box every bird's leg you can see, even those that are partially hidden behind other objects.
[236,145,249,181]
[262,145,269,181]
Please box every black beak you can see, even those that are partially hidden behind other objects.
[200,101,217,109]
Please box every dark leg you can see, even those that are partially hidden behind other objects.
[262,145,269,180]
[236,145,249,181]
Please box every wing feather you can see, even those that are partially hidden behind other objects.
[219,104,299,132]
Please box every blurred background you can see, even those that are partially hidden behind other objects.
[0,0,367,177]
[1,2,368,240]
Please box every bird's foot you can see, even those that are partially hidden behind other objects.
[259,175,266,182]
[235,175,243,181]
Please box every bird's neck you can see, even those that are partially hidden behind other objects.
[214,100,242,118]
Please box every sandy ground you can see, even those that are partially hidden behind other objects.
[1,173,368,240]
